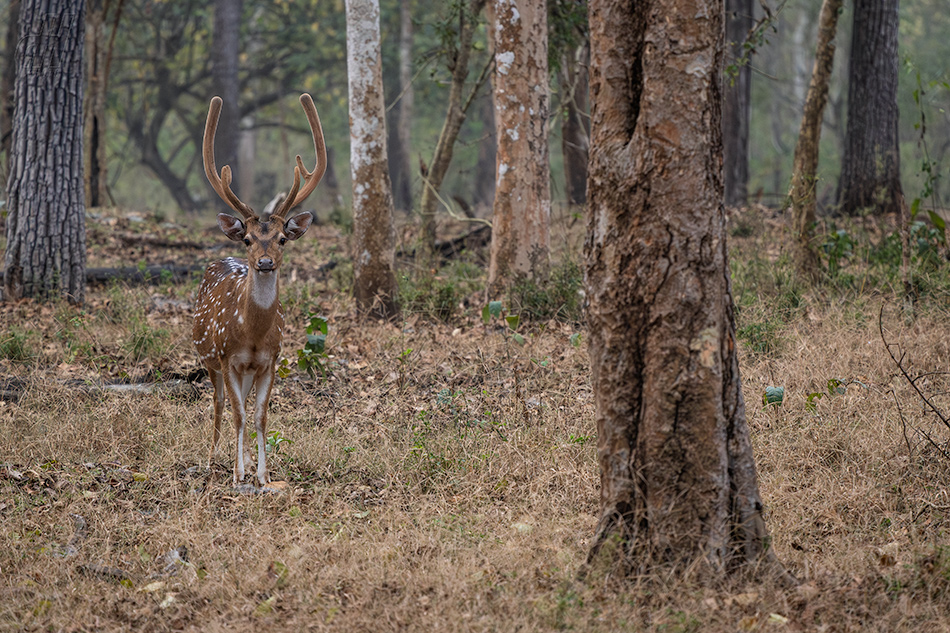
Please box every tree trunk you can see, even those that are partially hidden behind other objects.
[83,0,116,209]
[211,0,243,206]
[585,0,780,577]
[346,0,399,320]
[1,0,20,184]
[418,0,488,260]
[487,0,551,293]
[5,0,87,304]
[560,38,589,207]
[723,0,752,207]
[473,93,496,209]
[837,0,902,217]
[388,0,414,213]
[787,0,843,280]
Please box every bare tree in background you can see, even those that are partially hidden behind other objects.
[473,92,497,209]
[837,0,903,217]
[487,0,551,293]
[0,0,20,184]
[585,0,782,577]
[388,0,414,213]
[84,0,123,208]
[212,0,243,206]
[5,0,87,304]
[418,0,489,260]
[723,0,752,207]
[346,0,399,319]
[787,0,843,279]
[551,0,589,208]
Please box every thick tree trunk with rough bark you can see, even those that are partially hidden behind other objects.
[585,0,779,576]
[212,0,242,206]
[5,0,87,304]
[837,0,902,217]
[487,0,551,293]
[346,0,398,320]
[723,0,752,207]
[788,0,842,279]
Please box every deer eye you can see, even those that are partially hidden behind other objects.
[279,237,287,246]
[243,238,251,246]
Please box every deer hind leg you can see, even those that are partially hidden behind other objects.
[225,368,254,485]
[252,369,274,486]
[208,369,226,468]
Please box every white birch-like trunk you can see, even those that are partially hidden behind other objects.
[487,0,551,293]
[345,0,398,319]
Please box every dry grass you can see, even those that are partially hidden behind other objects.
[2,209,950,631]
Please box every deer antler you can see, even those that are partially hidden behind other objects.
[203,96,255,219]
[272,94,327,220]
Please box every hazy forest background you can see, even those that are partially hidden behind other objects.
[3,0,950,631]
[1,0,947,221]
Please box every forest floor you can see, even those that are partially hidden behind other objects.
[2,205,950,632]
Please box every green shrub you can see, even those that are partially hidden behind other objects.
[0,328,35,362]
[507,258,583,322]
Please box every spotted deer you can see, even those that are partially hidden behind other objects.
[194,94,326,486]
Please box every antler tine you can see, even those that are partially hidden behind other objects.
[273,94,327,219]
[271,167,302,221]
[203,96,254,220]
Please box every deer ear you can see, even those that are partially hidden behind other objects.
[217,213,247,242]
[283,212,313,241]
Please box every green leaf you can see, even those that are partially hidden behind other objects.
[805,391,825,412]
[505,315,520,331]
[763,386,784,406]
[305,334,326,357]
[827,378,846,395]
[511,333,526,345]
[488,301,503,319]
[254,595,277,616]
[928,209,946,231]
[482,304,491,324]
[307,315,328,336]
[569,332,582,347]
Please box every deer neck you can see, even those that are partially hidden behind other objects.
[240,268,281,339]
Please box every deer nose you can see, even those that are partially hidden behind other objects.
[257,257,275,272]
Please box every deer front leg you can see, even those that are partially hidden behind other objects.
[253,369,274,486]
[226,368,253,485]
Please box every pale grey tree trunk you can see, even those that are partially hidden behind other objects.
[5,0,87,304]
[346,0,398,319]
[487,0,551,293]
